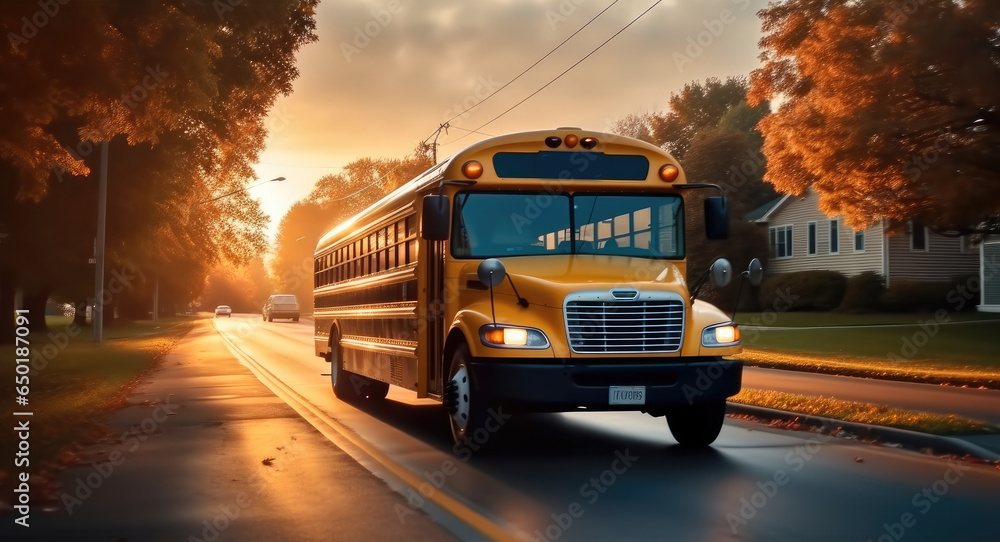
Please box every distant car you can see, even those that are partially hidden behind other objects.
[262,294,299,322]
[214,305,232,318]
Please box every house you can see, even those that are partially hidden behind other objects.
[980,238,1000,312]
[747,191,980,288]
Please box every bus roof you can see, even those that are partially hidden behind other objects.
[315,128,688,254]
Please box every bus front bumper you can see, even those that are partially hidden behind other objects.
[468,357,741,413]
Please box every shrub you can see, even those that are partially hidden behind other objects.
[759,270,848,311]
[837,271,886,312]
[881,275,979,312]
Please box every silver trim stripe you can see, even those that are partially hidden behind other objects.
[564,290,685,353]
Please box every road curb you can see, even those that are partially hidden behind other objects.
[726,403,1000,464]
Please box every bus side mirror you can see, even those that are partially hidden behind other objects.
[705,197,729,240]
[421,195,450,241]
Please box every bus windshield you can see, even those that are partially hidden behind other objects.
[451,192,684,259]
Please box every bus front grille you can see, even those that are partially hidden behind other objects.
[565,297,684,354]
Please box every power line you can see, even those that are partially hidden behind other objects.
[258,163,346,170]
[448,0,664,146]
[422,0,620,145]
[448,125,494,138]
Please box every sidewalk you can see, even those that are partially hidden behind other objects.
[735,366,1000,462]
[3,320,457,541]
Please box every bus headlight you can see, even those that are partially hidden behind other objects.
[480,325,550,349]
[702,323,740,347]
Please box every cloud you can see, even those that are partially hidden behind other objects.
[255,0,769,236]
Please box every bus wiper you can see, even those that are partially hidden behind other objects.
[478,259,529,311]
[506,274,529,308]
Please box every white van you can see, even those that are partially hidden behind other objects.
[262,294,300,322]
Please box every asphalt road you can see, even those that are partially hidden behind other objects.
[2,318,460,542]
[210,313,1000,541]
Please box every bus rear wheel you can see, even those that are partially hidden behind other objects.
[444,343,486,446]
[331,340,362,401]
[666,399,727,446]
[330,339,389,401]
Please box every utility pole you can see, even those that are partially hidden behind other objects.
[431,122,449,163]
[94,141,108,341]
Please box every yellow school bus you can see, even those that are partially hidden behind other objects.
[314,128,757,446]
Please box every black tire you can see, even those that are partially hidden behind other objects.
[330,338,389,401]
[331,338,361,401]
[292,316,299,322]
[444,343,487,446]
[365,379,389,400]
[666,399,727,447]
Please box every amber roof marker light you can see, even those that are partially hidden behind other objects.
[659,164,679,182]
[462,160,484,179]
[564,134,579,148]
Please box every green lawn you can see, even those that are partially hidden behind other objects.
[0,316,200,506]
[735,311,1000,369]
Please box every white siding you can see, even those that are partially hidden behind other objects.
[979,240,1000,312]
[885,228,979,286]
[764,191,883,277]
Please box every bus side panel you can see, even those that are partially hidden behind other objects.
[341,347,419,392]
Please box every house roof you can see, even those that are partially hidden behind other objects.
[744,195,790,223]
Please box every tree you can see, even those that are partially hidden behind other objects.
[269,150,434,307]
[612,77,774,291]
[307,152,434,225]
[201,259,271,313]
[608,113,656,144]
[650,77,755,161]
[750,0,1000,234]
[270,201,329,307]
[683,125,772,309]
[0,0,318,339]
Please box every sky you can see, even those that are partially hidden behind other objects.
[251,0,769,243]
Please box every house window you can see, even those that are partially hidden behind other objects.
[829,219,840,254]
[854,231,865,253]
[769,225,793,259]
[910,222,928,251]
[807,222,817,256]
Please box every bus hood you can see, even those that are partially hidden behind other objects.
[467,255,689,309]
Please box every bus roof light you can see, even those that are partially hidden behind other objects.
[545,136,562,148]
[581,137,598,149]
[462,160,484,179]
[564,134,579,148]
[659,164,679,182]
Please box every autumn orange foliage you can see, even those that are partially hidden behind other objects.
[750,0,1000,233]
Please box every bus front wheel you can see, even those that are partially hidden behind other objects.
[666,399,727,447]
[444,343,486,446]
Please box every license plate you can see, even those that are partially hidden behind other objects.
[609,386,646,405]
